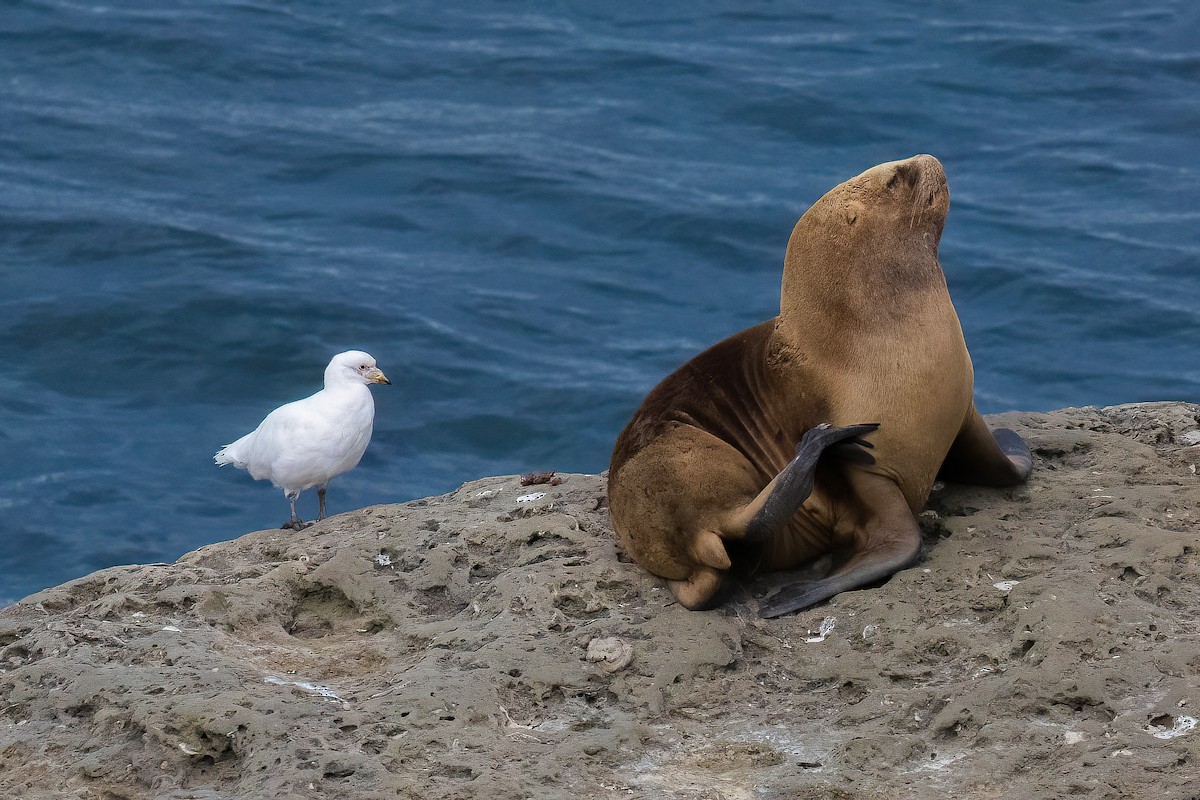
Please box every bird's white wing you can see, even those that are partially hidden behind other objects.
[240,392,374,492]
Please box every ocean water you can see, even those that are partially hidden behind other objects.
[1,1,1197,603]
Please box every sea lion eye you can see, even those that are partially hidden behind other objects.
[886,174,899,190]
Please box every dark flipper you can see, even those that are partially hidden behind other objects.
[743,422,879,544]
[994,428,1034,477]
[758,472,921,618]
[939,408,1032,486]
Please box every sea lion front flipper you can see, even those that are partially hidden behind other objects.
[938,406,1033,486]
[737,423,879,544]
[757,473,921,618]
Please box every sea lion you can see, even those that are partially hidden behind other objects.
[607,154,1032,618]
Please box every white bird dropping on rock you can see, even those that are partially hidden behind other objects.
[214,350,391,530]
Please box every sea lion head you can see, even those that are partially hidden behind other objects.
[835,153,948,240]
[781,154,951,324]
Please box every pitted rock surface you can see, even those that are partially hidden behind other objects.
[3,403,1199,799]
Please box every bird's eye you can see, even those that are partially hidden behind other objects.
[359,364,367,369]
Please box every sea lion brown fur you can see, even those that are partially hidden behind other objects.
[608,154,1032,617]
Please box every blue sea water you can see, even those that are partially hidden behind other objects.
[1,1,1198,603]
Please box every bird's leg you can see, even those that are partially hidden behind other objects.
[281,491,305,531]
[317,486,327,521]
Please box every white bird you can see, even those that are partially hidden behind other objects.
[215,350,391,529]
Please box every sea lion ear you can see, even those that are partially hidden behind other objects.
[844,200,863,226]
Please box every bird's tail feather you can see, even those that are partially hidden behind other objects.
[214,433,252,468]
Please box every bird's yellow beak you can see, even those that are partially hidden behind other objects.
[368,367,391,385]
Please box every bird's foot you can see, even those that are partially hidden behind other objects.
[280,519,309,531]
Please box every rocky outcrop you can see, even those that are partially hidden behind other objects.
[2,403,1199,799]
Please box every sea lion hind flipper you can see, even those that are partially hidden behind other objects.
[939,407,1032,486]
[757,531,921,617]
[741,422,880,544]
[757,476,921,618]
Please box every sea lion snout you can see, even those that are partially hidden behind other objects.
[912,154,949,208]
[894,153,944,179]
[887,160,922,190]
[883,154,947,206]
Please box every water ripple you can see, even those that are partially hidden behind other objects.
[0,0,1196,600]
